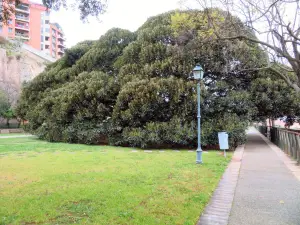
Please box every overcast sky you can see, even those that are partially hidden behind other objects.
[49,0,182,48]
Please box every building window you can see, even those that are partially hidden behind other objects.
[41,44,43,50]
[45,28,49,33]
[41,35,44,42]
[8,28,13,33]
[41,28,43,34]
[45,20,49,24]
[0,25,2,32]
[8,19,12,25]
[46,11,50,16]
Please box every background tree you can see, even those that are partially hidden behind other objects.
[0,0,106,23]
[250,70,300,126]
[2,108,15,127]
[0,88,9,117]
[182,0,300,92]
[0,88,17,127]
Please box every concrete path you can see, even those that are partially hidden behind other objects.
[228,128,300,225]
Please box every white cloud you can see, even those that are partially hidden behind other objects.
[50,0,181,48]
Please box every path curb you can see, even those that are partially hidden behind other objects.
[197,145,245,225]
[0,135,34,139]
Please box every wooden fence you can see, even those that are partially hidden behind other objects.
[267,127,300,164]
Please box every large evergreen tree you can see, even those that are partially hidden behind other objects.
[16,10,268,149]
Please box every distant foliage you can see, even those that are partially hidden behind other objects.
[16,10,268,149]
[250,69,300,125]
[0,88,17,127]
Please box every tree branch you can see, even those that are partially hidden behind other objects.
[237,66,300,92]
[287,24,300,41]
[217,34,300,64]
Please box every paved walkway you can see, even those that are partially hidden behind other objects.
[0,135,34,139]
[198,128,300,225]
[228,128,300,225]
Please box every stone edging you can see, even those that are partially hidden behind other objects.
[0,135,34,139]
[197,145,245,225]
[0,128,24,134]
[256,129,300,182]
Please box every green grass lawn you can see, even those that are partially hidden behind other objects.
[0,137,231,225]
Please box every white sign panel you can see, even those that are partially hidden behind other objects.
[218,132,229,150]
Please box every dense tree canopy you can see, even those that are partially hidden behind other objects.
[17,10,269,149]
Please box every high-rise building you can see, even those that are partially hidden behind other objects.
[48,23,65,59]
[0,0,65,59]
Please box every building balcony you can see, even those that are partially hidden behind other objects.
[58,48,64,54]
[15,24,30,31]
[57,42,65,48]
[15,33,30,40]
[57,35,65,41]
[15,15,30,22]
[15,5,30,14]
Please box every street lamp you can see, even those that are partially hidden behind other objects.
[192,65,204,164]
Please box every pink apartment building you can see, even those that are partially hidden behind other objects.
[0,0,65,59]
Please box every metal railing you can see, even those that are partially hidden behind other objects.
[15,15,29,21]
[257,125,268,137]
[15,32,29,38]
[15,5,30,12]
[256,125,300,164]
[270,127,300,164]
[15,24,29,30]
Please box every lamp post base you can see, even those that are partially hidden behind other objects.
[196,148,203,164]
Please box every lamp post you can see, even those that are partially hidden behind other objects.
[192,65,204,164]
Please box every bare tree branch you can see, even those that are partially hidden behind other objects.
[188,0,300,92]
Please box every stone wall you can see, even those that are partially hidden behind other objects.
[0,47,49,105]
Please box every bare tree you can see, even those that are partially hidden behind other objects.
[183,0,300,92]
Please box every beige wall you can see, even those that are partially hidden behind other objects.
[0,47,47,105]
